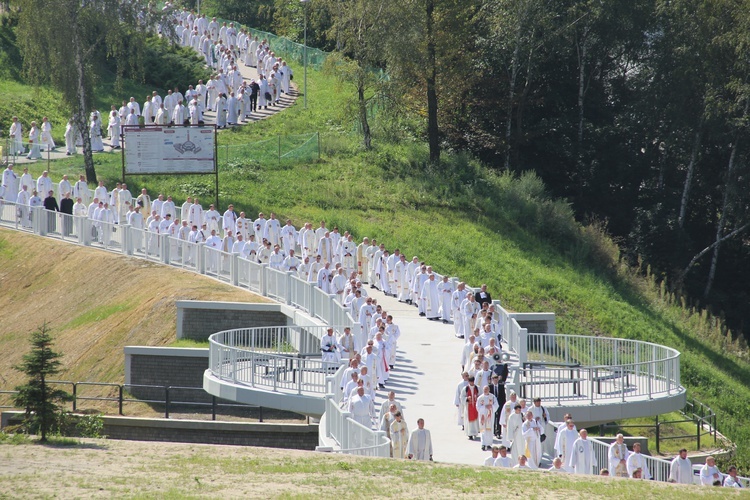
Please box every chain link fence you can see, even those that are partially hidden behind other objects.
[215,17,328,70]
[218,132,320,167]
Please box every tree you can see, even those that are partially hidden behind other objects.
[14,323,71,442]
[323,0,391,149]
[15,0,172,183]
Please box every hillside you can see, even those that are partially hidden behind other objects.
[0,437,739,499]
[0,229,267,387]
[2,13,750,471]
[26,59,750,470]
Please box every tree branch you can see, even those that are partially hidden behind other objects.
[681,222,750,279]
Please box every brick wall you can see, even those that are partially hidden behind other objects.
[102,417,319,450]
[0,412,317,450]
[517,320,549,333]
[129,353,210,402]
[179,307,287,341]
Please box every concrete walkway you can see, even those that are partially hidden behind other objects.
[364,287,547,467]
[6,60,299,167]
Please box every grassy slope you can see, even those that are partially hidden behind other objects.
[4,37,750,467]
[0,230,267,387]
[0,436,741,498]
[0,24,193,144]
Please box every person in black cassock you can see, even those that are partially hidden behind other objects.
[43,190,59,233]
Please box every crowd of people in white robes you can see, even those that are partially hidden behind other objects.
[6,8,294,159]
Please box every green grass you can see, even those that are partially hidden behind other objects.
[169,339,210,348]
[62,303,133,330]
[4,29,750,473]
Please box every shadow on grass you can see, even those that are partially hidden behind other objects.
[40,438,109,450]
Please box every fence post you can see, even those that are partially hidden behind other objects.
[165,386,170,419]
[119,385,124,415]
[258,406,263,423]
[212,395,217,421]
[696,417,701,450]
[655,415,660,454]
[72,383,77,412]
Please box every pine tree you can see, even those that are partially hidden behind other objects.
[14,323,71,442]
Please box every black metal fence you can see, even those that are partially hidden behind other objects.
[0,380,266,422]
[598,398,718,453]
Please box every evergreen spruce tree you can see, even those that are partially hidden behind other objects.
[14,323,71,442]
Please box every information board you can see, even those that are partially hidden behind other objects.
[123,125,216,174]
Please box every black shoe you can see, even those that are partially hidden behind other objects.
[443,320,448,324]
[389,365,394,369]
[468,436,473,441]
[419,313,425,317]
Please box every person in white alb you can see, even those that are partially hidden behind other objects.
[407,418,433,461]
[668,448,693,485]
[522,409,543,468]
[348,386,374,429]
[555,418,578,472]
[608,434,630,478]
[568,429,596,475]
[204,229,222,272]
[723,465,744,488]
[626,442,651,480]
[476,385,499,452]
[699,456,722,486]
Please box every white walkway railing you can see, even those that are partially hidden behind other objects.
[208,326,341,395]
[514,333,681,404]
[588,437,749,486]
[0,201,688,466]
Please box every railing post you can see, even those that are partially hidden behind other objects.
[122,225,131,255]
[325,395,333,438]
[260,264,269,297]
[308,282,316,318]
[198,244,206,274]
[667,360,672,395]
[273,355,278,391]
[119,385,124,415]
[648,361,653,400]
[72,383,77,412]
[161,234,170,264]
[341,413,351,450]
[231,253,239,286]
[518,328,528,365]
[286,271,293,306]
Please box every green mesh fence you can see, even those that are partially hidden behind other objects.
[218,133,320,168]
[215,18,328,70]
